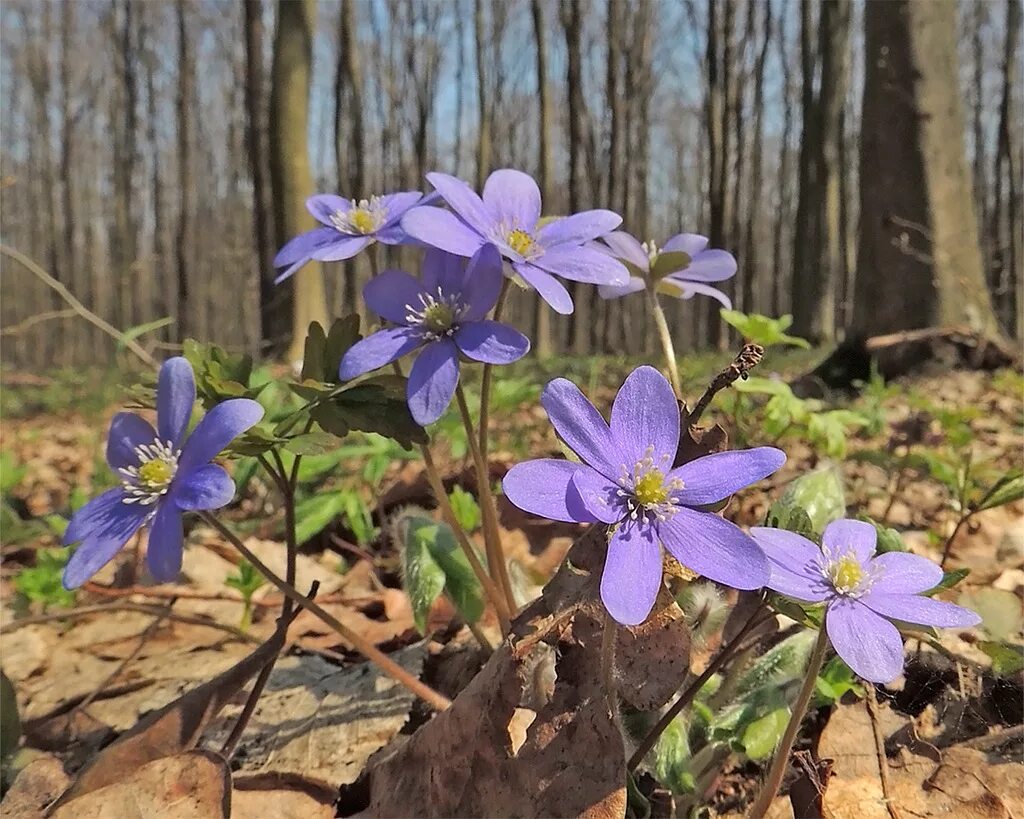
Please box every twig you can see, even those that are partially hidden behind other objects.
[0,243,157,367]
[0,602,259,642]
[688,343,765,427]
[0,308,77,336]
[199,511,451,711]
[940,510,976,568]
[865,684,902,819]
[628,606,770,772]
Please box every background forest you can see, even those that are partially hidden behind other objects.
[0,0,1021,367]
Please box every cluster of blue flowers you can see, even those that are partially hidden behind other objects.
[63,167,978,684]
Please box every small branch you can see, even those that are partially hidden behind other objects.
[0,243,157,367]
[0,308,77,336]
[865,684,901,819]
[940,510,975,568]
[199,511,451,711]
[688,343,765,427]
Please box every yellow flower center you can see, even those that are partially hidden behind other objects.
[421,302,455,333]
[507,228,536,256]
[634,470,669,507]
[138,458,174,490]
[828,555,864,594]
[348,207,377,234]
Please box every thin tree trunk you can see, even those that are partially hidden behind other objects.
[175,0,193,341]
[474,0,490,188]
[772,0,794,318]
[745,0,772,316]
[705,0,729,347]
[531,0,553,358]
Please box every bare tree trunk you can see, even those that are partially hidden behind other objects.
[853,0,1000,338]
[270,0,328,363]
[744,0,772,316]
[474,0,490,187]
[531,0,553,358]
[971,1,989,267]
[337,0,366,314]
[772,0,795,319]
[175,0,193,341]
[454,2,465,177]
[705,0,729,347]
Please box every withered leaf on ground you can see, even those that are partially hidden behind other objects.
[1,754,71,819]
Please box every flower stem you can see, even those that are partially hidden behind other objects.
[746,625,830,818]
[455,383,518,618]
[601,612,618,716]
[628,606,769,772]
[645,287,683,399]
[478,278,512,459]
[200,511,452,711]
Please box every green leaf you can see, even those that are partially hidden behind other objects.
[737,629,817,696]
[448,486,482,533]
[924,568,970,595]
[865,519,907,554]
[294,492,347,545]
[978,641,1024,676]
[771,464,846,536]
[0,450,27,494]
[341,490,378,546]
[118,316,174,348]
[324,314,362,378]
[13,548,76,610]
[225,560,265,599]
[958,589,1022,641]
[649,250,692,281]
[720,310,811,349]
[399,518,447,633]
[741,707,790,760]
[976,472,1024,512]
[284,430,342,456]
[649,715,695,794]
[813,657,863,705]
[301,321,327,383]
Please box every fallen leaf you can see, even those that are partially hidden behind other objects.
[232,773,336,819]
[0,753,71,818]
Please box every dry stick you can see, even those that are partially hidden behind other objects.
[0,243,158,368]
[940,510,976,568]
[688,343,766,426]
[199,511,451,711]
[865,684,902,819]
[746,626,831,819]
[0,602,259,642]
[628,607,770,772]
[477,278,512,458]
[455,383,518,617]
[646,287,683,399]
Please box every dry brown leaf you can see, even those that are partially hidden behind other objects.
[49,750,230,819]
[1,754,71,819]
[232,773,336,819]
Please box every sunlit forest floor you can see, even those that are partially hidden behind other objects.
[2,349,1022,816]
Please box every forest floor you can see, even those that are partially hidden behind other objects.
[0,349,1021,818]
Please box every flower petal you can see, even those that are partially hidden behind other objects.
[482,169,541,229]
[661,233,709,256]
[601,521,662,626]
[401,206,486,257]
[311,234,372,262]
[454,320,530,364]
[610,366,680,467]
[571,469,626,524]
[860,592,981,628]
[502,459,598,524]
[868,552,945,595]
[364,270,425,325]
[537,210,623,247]
[826,598,905,683]
[407,339,460,425]
[599,231,650,270]
[157,357,196,447]
[425,172,495,235]
[339,327,424,380]
[598,277,647,300]
[541,377,625,479]
[62,500,148,589]
[174,464,236,511]
[750,526,832,602]
[379,191,424,227]
[272,227,339,270]
[534,245,630,285]
[658,507,770,590]
[178,399,265,473]
[106,413,157,472]
[670,447,786,506]
[64,488,134,546]
[514,263,575,314]
[421,248,468,293]
[146,501,183,582]
[823,519,876,563]
[461,243,504,320]
[669,281,733,308]
[680,249,738,282]
[306,194,350,226]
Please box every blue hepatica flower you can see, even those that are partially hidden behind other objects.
[752,520,981,683]
[339,244,530,425]
[273,191,424,283]
[595,231,736,308]
[502,365,784,625]
[401,169,629,315]
[62,358,263,588]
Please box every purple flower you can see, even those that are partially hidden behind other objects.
[752,519,982,683]
[62,358,264,589]
[339,244,530,425]
[596,231,736,308]
[400,169,628,315]
[502,366,784,625]
[272,191,424,283]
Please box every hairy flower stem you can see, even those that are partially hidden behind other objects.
[200,511,452,711]
[746,626,830,818]
[645,287,683,399]
[478,278,512,459]
[601,612,618,716]
[455,383,518,618]
[628,607,769,772]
